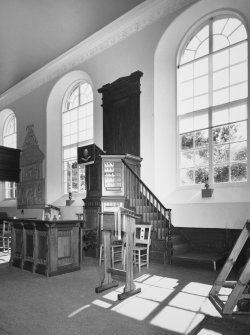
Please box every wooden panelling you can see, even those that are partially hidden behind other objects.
[10,219,82,276]
[177,227,250,269]
[99,71,143,156]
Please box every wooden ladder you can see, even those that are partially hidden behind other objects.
[209,220,250,314]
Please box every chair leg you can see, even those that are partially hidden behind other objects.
[99,244,103,266]
[147,248,149,268]
[138,250,141,272]
[111,247,114,268]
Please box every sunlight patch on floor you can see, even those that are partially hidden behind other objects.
[89,273,223,333]
[137,285,174,302]
[67,304,90,318]
[150,305,205,334]
[169,292,221,317]
[134,274,151,282]
[182,282,212,296]
[197,329,222,335]
[92,299,112,309]
[112,295,159,320]
[0,252,10,264]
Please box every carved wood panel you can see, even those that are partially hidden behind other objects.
[98,71,143,156]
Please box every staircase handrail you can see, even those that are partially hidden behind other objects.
[122,159,172,220]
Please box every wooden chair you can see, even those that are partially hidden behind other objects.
[99,235,125,269]
[133,224,152,272]
[0,220,12,253]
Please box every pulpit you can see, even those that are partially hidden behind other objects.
[10,219,82,276]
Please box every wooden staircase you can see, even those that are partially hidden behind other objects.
[122,159,227,269]
[122,159,172,264]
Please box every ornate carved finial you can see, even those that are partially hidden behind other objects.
[23,124,38,150]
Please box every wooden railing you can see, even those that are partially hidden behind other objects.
[122,159,173,261]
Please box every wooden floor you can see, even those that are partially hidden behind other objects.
[0,253,250,335]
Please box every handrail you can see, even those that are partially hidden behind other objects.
[122,159,171,215]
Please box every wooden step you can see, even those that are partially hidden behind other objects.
[171,250,227,271]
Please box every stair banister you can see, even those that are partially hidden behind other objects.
[122,159,173,263]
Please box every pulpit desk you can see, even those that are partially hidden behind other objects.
[10,219,82,276]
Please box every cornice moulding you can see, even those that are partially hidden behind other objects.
[0,0,196,109]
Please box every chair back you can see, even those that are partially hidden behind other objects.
[2,221,11,236]
[134,224,152,247]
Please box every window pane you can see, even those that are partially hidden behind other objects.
[230,62,247,85]
[195,39,209,59]
[194,112,208,130]
[230,121,247,142]
[228,25,247,45]
[213,108,229,126]
[213,125,229,144]
[187,35,200,51]
[213,68,229,90]
[213,18,228,34]
[222,18,241,37]
[80,83,93,104]
[179,115,193,133]
[213,87,229,106]
[195,167,208,184]
[180,80,193,100]
[194,149,209,165]
[178,98,193,115]
[213,49,229,71]
[230,42,247,65]
[230,104,247,122]
[63,111,70,124]
[181,133,193,150]
[214,165,229,183]
[178,63,193,81]
[194,75,208,95]
[196,24,209,41]
[194,94,209,110]
[70,134,77,144]
[230,82,248,101]
[231,142,247,162]
[194,57,208,77]
[180,151,193,168]
[194,129,209,147]
[213,145,229,164]
[180,169,194,185]
[231,163,247,181]
[213,35,229,52]
[181,50,195,64]
[70,122,77,134]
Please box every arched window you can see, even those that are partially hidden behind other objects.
[62,81,93,194]
[177,15,248,185]
[3,114,17,198]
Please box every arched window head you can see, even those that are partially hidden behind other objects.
[177,14,248,186]
[3,113,17,198]
[3,114,17,149]
[62,81,93,194]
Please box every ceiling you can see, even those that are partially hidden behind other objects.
[0,0,146,96]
